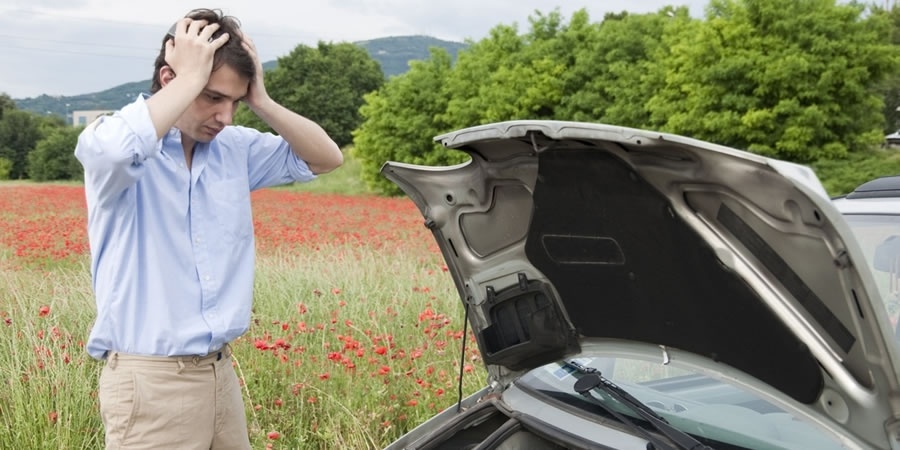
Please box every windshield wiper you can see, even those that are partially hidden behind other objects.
[565,360,713,450]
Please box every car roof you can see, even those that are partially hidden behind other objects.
[832,175,900,214]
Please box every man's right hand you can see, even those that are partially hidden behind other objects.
[164,18,230,86]
[146,18,231,140]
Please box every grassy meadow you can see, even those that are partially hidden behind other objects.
[0,154,487,449]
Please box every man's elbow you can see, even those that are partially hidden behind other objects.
[310,144,344,174]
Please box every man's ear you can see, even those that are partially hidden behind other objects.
[159,66,176,87]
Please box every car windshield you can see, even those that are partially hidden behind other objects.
[516,355,846,449]
[842,214,900,340]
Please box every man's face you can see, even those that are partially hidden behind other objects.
[176,65,249,143]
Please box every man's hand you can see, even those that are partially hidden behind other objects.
[239,32,270,111]
[146,18,231,139]
[165,18,230,86]
[231,30,342,174]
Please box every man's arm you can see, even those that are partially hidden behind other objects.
[146,18,229,139]
[240,34,343,175]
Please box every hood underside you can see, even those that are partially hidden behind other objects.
[381,120,900,446]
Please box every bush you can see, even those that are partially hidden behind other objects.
[0,157,12,180]
[811,149,900,196]
[26,127,83,181]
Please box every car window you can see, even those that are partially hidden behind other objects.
[517,356,846,450]
[842,214,900,334]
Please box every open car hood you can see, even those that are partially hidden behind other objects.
[381,120,900,447]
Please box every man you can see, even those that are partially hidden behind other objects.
[75,8,342,449]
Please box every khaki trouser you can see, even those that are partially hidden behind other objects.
[98,345,251,450]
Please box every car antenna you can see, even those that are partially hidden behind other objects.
[455,299,471,413]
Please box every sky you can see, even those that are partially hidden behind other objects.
[0,0,707,100]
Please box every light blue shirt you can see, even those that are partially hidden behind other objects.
[75,95,315,359]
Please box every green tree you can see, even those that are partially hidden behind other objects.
[557,9,690,127]
[0,93,14,121]
[27,126,83,181]
[646,0,899,161]
[0,110,41,179]
[353,48,459,195]
[0,158,12,180]
[439,10,581,127]
[234,41,384,148]
[876,4,900,133]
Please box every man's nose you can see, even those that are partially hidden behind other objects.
[216,103,234,126]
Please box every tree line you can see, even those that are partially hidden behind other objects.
[3,0,900,194]
[354,0,900,195]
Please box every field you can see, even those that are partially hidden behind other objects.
[0,179,486,449]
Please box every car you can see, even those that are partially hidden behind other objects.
[885,130,900,147]
[833,176,900,333]
[380,120,900,450]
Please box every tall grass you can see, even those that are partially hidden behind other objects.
[0,245,486,449]
[279,147,372,196]
[0,163,488,448]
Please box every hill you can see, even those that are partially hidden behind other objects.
[355,35,467,78]
[14,35,466,118]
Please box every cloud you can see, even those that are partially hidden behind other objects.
[0,0,707,98]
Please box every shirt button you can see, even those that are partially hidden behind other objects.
[194,237,201,244]
[204,275,211,281]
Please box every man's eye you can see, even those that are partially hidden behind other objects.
[206,94,222,102]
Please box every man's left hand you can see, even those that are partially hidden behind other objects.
[240,32,270,111]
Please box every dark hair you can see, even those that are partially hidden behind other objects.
[150,8,255,93]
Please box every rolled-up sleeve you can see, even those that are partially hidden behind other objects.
[239,126,316,190]
[75,95,161,207]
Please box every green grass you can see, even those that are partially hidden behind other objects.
[0,245,486,449]
[277,147,373,196]
[0,146,374,196]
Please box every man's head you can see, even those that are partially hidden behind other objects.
[150,8,255,94]
[152,9,256,143]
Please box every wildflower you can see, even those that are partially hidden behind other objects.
[48,410,58,424]
[38,305,50,317]
[267,431,280,440]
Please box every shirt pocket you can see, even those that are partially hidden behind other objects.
[210,178,252,243]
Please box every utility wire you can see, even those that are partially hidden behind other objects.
[2,8,318,42]
[2,44,150,60]
[0,33,156,52]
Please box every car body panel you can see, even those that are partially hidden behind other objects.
[381,120,900,448]
[885,131,900,147]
